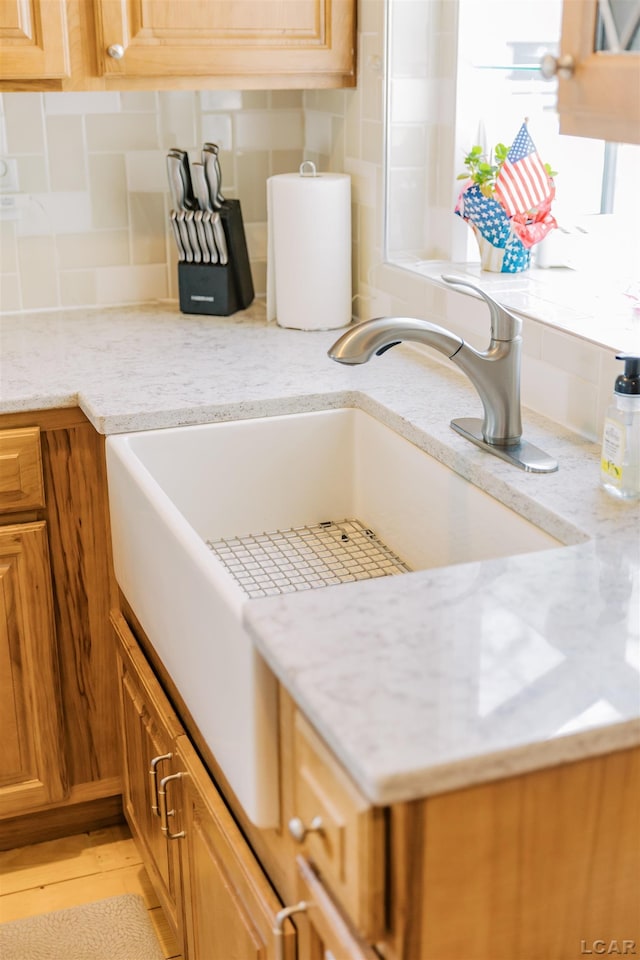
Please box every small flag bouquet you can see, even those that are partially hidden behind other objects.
[455,122,557,273]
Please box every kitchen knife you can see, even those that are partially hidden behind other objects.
[210,211,228,265]
[202,143,225,206]
[166,153,187,211]
[201,147,223,211]
[185,210,202,263]
[191,161,214,213]
[194,210,211,264]
[176,210,193,263]
[168,148,197,211]
[206,143,225,201]
[202,212,219,264]
[170,210,186,261]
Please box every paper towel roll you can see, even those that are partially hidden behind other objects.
[267,168,352,330]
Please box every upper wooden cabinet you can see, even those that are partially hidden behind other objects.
[0,0,69,79]
[555,0,640,143]
[0,0,356,90]
[93,0,355,85]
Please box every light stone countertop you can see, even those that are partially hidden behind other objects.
[2,300,638,804]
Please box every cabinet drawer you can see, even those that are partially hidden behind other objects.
[289,710,385,940]
[0,427,45,513]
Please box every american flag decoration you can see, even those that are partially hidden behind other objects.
[454,121,557,273]
[493,122,553,217]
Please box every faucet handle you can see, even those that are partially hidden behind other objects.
[441,274,522,342]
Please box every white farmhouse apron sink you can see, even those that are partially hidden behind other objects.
[106,407,560,827]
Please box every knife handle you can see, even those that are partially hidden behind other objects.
[170,210,186,261]
[201,150,222,211]
[176,211,193,263]
[168,148,197,211]
[185,211,202,264]
[191,162,214,213]
[202,212,218,264]
[202,143,225,204]
[194,211,211,264]
[210,212,228,265]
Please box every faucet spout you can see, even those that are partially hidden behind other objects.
[328,316,464,365]
[327,275,558,473]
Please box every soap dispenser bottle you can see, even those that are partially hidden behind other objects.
[600,354,640,500]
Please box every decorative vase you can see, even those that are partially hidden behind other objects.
[455,184,531,273]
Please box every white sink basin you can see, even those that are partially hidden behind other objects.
[106,407,561,826]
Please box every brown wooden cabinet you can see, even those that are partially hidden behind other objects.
[556,0,640,143]
[1,0,356,90]
[0,521,67,816]
[0,0,69,80]
[0,410,121,850]
[118,618,184,950]
[113,610,377,960]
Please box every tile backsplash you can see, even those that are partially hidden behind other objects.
[0,0,625,443]
[0,89,305,311]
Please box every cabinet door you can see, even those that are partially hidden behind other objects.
[176,734,297,960]
[0,522,67,816]
[296,856,381,960]
[0,0,68,80]
[557,0,640,143]
[114,612,184,948]
[93,0,355,86]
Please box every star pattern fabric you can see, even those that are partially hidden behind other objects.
[455,184,531,273]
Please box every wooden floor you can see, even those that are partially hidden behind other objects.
[0,824,181,959]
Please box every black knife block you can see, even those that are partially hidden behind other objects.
[177,199,254,316]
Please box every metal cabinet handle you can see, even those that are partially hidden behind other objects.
[288,815,324,843]
[158,771,185,840]
[540,53,575,80]
[149,753,173,816]
[107,43,125,59]
[274,902,308,960]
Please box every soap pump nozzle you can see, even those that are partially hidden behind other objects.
[614,354,640,395]
[600,353,640,500]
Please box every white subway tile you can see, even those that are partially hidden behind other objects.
[199,91,243,111]
[89,154,128,229]
[126,151,167,192]
[46,115,87,192]
[0,273,20,311]
[17,235,59,309]
[60,270,97,307]
[159,92,197,150]
[86,113,159,152]
[3,94,44,154]
[200,114,233,152]
[44,92,121,115]
[95,264,168,304]
[57,230,130,269]
[305,111,333,155]
[17,192,92,236]
[234,112,303,151]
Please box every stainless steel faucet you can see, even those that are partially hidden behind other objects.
[328,274,558,473]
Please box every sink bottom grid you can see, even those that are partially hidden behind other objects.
[206,519,412,598]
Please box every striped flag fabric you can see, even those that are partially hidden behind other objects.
[493,123,553,217]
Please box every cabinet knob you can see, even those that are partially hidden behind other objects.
[107,43,125,60]
[288,815,324,843]
[540,53,575,80]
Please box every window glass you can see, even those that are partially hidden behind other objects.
[386,0,639,275]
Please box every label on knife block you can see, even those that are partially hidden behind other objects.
[177,199,254,317]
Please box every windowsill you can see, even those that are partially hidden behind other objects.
[389,257,640,354]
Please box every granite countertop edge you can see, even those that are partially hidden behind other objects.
[2,301,639,805]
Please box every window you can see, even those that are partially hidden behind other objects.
[385,0,639,344]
